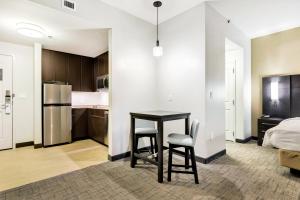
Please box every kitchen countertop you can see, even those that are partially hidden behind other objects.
[72,105,109,110]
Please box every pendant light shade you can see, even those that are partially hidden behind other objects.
[153,1,163,57]
[153,46,163,57]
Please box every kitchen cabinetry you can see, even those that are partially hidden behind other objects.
[81,57,94,92]
[94,52,109,78]
[42,49,105,92]
[88,109,108,145]
[71,108,108,145]
[67,54,82,91]
[72,109,88,141]
[42,49,68,82]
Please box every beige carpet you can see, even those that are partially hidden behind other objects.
[0,141,299,200]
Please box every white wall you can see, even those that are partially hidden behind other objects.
[29,0,157,156]
[157,4,207,157]
[0,41,34,144]
[33,43,42,145]
[157,3,251,158]
[205,4,251,153]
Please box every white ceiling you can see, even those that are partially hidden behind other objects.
[0,0,108,57]
[209,0,300,38]
[99,0,300,38]
[99,0,210,24]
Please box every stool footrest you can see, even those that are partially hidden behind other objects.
[171,170,194,174]
[172,164,192,168]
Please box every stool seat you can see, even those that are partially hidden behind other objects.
[135,128,158,134]
[167,119,200,184]
[168,133,193,147]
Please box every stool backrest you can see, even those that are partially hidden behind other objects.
[190,120,200,145]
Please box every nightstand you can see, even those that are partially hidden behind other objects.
[257,117,284,146]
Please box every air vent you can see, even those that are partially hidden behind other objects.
[62,0,76,11]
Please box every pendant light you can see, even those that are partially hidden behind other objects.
[153,1,163,57]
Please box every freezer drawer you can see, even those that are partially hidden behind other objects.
[43,106,71,146]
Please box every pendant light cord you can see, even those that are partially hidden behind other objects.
[156,6,159,46]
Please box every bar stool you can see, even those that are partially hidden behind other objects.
[167,120,200,184]
[134,127,158,158]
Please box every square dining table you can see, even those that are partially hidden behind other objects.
[130,111,191,183]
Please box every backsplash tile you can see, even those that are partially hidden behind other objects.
[72,91,108,106]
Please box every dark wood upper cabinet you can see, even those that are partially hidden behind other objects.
[81,57,94,92]
[94,52,109,78]
[53,51,68,83]
[67,54,82,91]
[103,52,109,75]
[42,49,108,92]
[42,49,55,82]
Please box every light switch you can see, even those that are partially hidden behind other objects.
[209,91,213,99]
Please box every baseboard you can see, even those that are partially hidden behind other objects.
[235,136,252,144]
[109,146,226,164]
[16,141,34,148]
[108,151,131,161]
[251,136,258,140]
[108,146,151,161]
[290,168,300,177]
[196,149,226,164]
[34,143,43,149]
[163,146,226,164]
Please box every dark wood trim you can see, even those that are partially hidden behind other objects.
[163,146,226,164]
[34,143,43,149]
[109,146,152,162]
[251,136,258,140]
[16,141,34,148]
[196,149,226,164]
[290,168,300,177]
[235,137,252,144]
[108,151,131,161]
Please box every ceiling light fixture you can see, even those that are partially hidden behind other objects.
[16,22,45,38]
[153,1,163,57]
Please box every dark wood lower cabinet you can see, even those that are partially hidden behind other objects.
[71,108,108,145]
[72,109,88,141]
[88,109,109,146]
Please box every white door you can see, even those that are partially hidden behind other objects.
[225,60,236,142]
[0,55,13,150]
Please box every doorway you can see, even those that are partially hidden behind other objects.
[0,55,13,150]
[225,39,243,142]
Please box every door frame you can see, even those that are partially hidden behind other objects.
[225,56,237,142]
[225,38,244,142]
[0,53,14,150]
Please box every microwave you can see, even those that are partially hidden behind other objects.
[96,75,109,91]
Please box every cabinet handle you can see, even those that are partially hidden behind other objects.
[261,123,277,126]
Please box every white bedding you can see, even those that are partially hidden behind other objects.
[263,118,300,151]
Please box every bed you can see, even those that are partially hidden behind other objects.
[262,118,300,175]
[261,75,300,175]
[263,118,300,152]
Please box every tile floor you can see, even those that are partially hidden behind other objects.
[0,139,108,191]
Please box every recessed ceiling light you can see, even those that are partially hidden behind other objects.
[16,22,45,38]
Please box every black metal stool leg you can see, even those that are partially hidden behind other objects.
[131,135,138,168]
[190,147,199,184]
[185,147,189,169]
[150,136,154,154]
[168,144,173,182]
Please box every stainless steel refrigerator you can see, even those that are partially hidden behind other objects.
[43,83,72,146]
